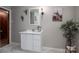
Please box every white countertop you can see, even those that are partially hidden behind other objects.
[19,30,43,34]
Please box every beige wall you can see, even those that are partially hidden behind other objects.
[11,6,75,49]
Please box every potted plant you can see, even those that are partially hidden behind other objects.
[60,20,79,53]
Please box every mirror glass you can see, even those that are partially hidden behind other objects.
[29,9,40,25]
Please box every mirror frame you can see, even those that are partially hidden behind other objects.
[29,8,41,26]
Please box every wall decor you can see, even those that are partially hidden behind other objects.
[21,16,24,22]
[41,8,44,15]
[24,9,28,15]
[52,8,62,21]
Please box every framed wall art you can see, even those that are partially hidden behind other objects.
[52,8,62,21]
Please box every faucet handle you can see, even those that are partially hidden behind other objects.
[37,26,41,31]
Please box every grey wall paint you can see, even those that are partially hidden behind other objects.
[75,7,79,21]
[11,6,75,49]
[11,6,38,43]
[41,6,75,49]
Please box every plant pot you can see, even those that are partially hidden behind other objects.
[65,45,77,53]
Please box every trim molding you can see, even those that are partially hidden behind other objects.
[0,6,11,44]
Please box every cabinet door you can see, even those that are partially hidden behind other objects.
[33,34,41,51]
[21,34,33,50]
[26,34,33,50]
[21,33,27,49]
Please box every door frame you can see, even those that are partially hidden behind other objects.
[0,7,11,44]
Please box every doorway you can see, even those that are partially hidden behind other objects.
[0,8,9,47]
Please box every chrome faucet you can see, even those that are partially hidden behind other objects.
[37,26,41,32]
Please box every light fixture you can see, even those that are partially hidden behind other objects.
[41,8,44,15]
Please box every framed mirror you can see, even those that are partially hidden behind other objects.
[29,8,41,25]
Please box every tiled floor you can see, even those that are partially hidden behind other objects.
[0,43,36,53]
[0,43,64,53]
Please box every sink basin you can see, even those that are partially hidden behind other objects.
[19,29,43,34]
[32,29,41,32]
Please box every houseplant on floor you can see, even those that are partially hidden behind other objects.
[60,20,79,53]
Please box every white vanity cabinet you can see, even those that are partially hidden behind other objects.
[20,30,42,52]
